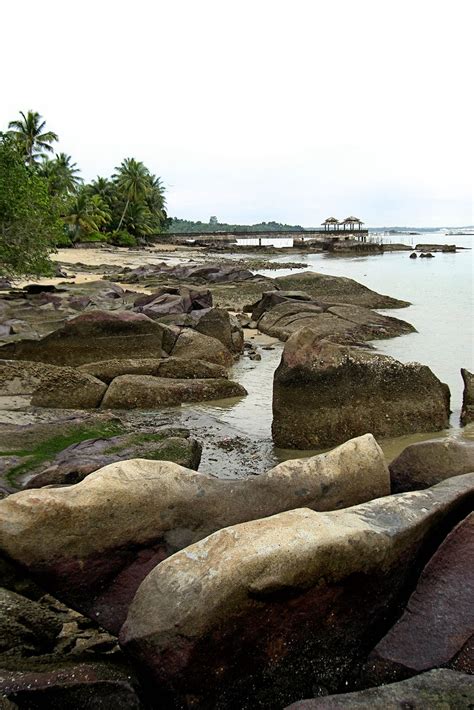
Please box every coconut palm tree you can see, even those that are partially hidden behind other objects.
[8,110,58,167]
[113,158,150,230]
[40,153,82,196]
[64,190,111,242]
[145,173,167,222]
[88,176,115,202]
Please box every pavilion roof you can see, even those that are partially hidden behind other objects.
[341,216,364,224]
[322,217,339,224]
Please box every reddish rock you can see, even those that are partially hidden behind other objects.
[367,513,474,681]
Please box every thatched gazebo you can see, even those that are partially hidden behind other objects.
[321,217,340,231]
[341,216,364,231]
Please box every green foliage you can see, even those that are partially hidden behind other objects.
[0,135,62,277]
[3,110,168,252]
[64,189,111,242]
[168,218,303,233]
[110,230,137,247]
[40,152,82,197]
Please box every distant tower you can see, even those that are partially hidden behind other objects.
[209,216,218,225]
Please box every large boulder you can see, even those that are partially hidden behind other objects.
[0,434,389,634]
[0,587,62,656]
[272,330,450,449]
[285,669,474,709]
[390,438,474,492]
[275,272,410,309]
[79,357,227,384]
[101,375,246,409]
[366,513,474,682]
[119,474,474,709]
[0,311,166,366]
[461,368,474,425]
[169,327,234,367]
[25,430,203,488]
[31,370,107,409]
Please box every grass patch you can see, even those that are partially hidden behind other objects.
[2,421,125,487]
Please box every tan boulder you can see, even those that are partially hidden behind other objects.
[101,375,246,409]
[169,328,234,367]
[0,434,388,633]
[390,438,474,492]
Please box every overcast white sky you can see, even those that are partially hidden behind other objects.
[2,0,473,227]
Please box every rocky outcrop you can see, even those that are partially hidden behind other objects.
[275,271,410,309]
[285,670,474,709]
[134,286,212,318]
[257,301,414,343]
[390,438,474,492]
[272,330,450,449]
[0,434,389,633]
[366,513,474,682]
[250,291,317,321]
[119,262,258,284]
[24,430,203,488]
[78,357,227,384]
[251,291,415,343]
[461,368,474,425]
[120,474,474,709]
[0,311,166,366]
[101,375,246,409]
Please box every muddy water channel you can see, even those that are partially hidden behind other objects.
[163,235,474,475]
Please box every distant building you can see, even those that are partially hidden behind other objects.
[209,216,218,225]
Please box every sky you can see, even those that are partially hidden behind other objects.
[2,0,473,227]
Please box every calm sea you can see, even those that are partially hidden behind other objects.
[180,231,474,469]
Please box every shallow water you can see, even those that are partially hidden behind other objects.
[187,232,474,470]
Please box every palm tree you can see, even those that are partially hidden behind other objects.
[8,110,58,167]
[146,173,167,219]
[113,158,150,230]
[122,201,154,238]
[64,190,111,242]
[40,153,82,196]
[88,176,115,202]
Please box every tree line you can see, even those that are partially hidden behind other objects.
[1,110,168,276]
[169,218,303,233]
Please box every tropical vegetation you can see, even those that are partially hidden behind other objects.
[1,110,169,276]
